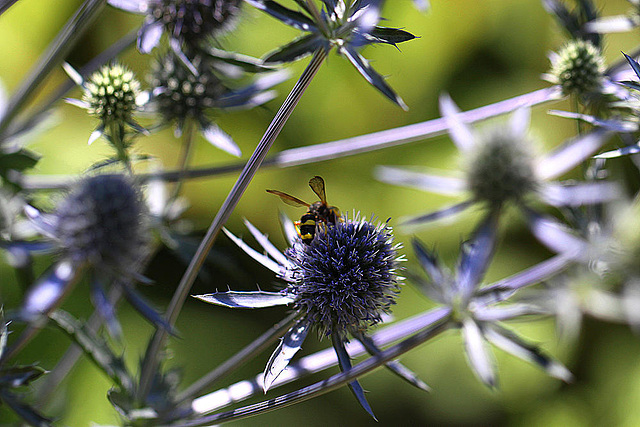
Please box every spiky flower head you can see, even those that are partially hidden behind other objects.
[548,39,606,97]
[150,0,242,46]
[285,215,402,337]
[54,174,148,275]
[465,125,539,207]
[82,63,142,125]
[150,51,225,129]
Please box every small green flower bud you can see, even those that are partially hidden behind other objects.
[82,63,142,125]
[549,39,606,97]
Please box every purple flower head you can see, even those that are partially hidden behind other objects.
[108,0,243,54]
[194,213,426,419]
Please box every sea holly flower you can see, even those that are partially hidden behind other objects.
[64,62,149,146]
[246,0,416,109]
[148,50,287,157]
[410,213,573,387]
[194,213,429,419]
[376,94,618,256]
[19,174,169,335]
[107,0,243,54]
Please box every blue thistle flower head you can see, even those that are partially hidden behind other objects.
[286,215,402,337]
[54,174,148,275]
[20,174,173,334]
[108,0,243,53]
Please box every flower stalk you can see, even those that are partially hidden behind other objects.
[137,47,328,401]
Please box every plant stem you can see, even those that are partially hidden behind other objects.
[0,0,107,137]
[137,48,328,402]
[176,317,452,426]
[166,120,195,214]
[19,87,561,191]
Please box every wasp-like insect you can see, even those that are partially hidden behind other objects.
[267,176,341,245]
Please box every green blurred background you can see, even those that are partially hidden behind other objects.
[2,0,640,425]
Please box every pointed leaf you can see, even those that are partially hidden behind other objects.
[200,122,241,157]
[122,285,176,334]
[342,45,407,110]
[245,0,317,31]
[536,129,611,180]
[223,227,285,275]
[402,199,474,227]
[585,15,638,34]
[264,34,324,64]
[207,47,275,73]
[375,165,466,196]
[0,365,47,387]
[49,310,134,394]
[61,62,84,86]
[548,109,638,132]
[484,324,573,382]
[263,319,311,391]
[137,20,163,54]
[107,0,147,13]
[332,333,377,420]
[23,205,56,238]
[594,144,640,159]
[483,253,572,293]
[88,126,104,145]
[194,290,294,309]
[623,52,640,80]
[356,333,430,392]
[526,210,587,258]
[456,212,498,297]
[462,318,497,388]
[243,219,290,267]
[540,181,621,207]
[412,238,447,292]
[21,261,76,321]
[0,149,40,175]
[368,27,417,46]
[439,93,475,152]
[90,280,123,340]
[63,97,90,110]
